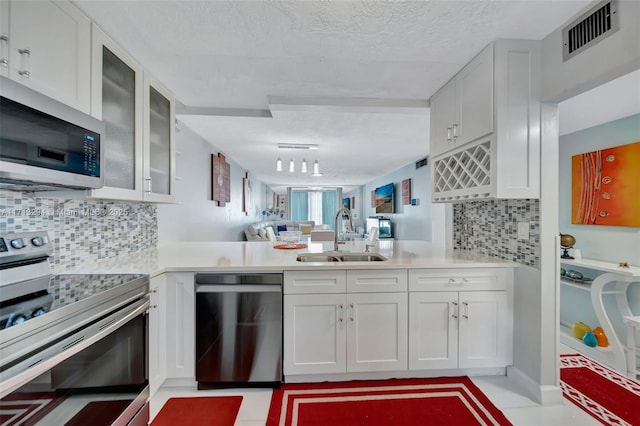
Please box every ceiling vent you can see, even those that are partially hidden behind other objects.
[415,157,428,169]
[562,0,619,62]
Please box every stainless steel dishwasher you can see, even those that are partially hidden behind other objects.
[195,273,282,389]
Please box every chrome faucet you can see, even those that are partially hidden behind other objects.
[334,206,354,252]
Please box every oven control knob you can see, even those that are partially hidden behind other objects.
[31,237,45,247]
[10,238,25,249]
[32,308,47,317]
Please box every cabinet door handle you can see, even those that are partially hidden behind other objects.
[349,303,354,322]
[451,301,458,319]
[448,278,456,284]
[452,123,459,139]
[338,304,344,322]
[0,34,8,68]
[447,127,452,142]
[17,48,30,77]
[462,301,469,319]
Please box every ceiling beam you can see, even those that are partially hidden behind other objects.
[268,95,429,115]
[176,106,272,118]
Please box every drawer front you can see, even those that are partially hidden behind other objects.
[408,268,506,292]
[284,270,347,294]
[347,269,408,293]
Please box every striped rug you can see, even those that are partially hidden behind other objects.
[266,377,512,426]
[561,353,640,425]
[0,392,65,425]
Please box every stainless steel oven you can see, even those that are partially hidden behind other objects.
[0,231,150,425]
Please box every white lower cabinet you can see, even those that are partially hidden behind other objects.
[283,291,407,376]
[408,268,513,370]
[149,274,167,396]
[164,272,195,380]
[282,267,513,380]
[408,292,458,370]
[347,292,408,372]
[283,293,346,375]
[409,291,510,370]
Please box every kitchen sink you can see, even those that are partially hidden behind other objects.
[296,252,388,262]
[338,253,388,262]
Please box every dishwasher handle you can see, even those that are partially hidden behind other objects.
[196,284,282,293]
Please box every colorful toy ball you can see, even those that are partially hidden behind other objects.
[592,327,609,347]
[582,331,598,347]
[572,322,591,339]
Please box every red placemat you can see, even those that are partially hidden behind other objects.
[273,243,307,250]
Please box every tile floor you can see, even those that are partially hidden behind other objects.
[150,345,601,426]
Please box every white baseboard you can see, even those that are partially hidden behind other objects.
[285,367,506,384]
[507,366,563,405]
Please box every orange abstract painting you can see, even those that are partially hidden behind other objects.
[571,141,640,227]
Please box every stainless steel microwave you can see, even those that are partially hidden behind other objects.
[0,76,105,191]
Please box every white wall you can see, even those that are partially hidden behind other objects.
[542,0,640,102]
[558,114,640,265]
[157,122,269,242]
[348,160,431,241]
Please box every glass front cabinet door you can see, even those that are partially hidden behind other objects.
[90,24,144,201]
[88,24,175,203]
[143,72,176,203]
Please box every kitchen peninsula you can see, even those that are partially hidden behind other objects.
[70,240,516,394]
[72,240,516,276]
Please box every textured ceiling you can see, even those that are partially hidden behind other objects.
[74,0,601,193]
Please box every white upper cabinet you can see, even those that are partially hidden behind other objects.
[143,72,176,203]
[89,24,145,201]
[0,0,91,113]
[430,39,541,202]
[430,45,494,158]
[50,26,176,203]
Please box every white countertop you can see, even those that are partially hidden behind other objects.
[66,240,517,277]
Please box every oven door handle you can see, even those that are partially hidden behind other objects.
[195,284,282,293]
[0,299,149,399]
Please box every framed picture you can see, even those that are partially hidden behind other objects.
[211,153,230,206]
[371,190,375,208]
[402,178,411,205]
[343,197,351,209]
[571,141,640,226]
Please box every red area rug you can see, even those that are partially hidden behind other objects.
[560,353,640,425]
[266,377,512,426]
[0,392,65,425]
[151,396,243,426]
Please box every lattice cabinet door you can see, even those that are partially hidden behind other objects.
[432,141,492,202]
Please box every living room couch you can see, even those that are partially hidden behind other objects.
[244,220,315,241]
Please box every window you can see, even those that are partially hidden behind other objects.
[288,188,342,229]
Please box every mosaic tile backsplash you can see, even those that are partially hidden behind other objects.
[453,199,540,268]
[0,190,158,272]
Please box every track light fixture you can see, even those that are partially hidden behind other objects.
[276,144,321,176]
